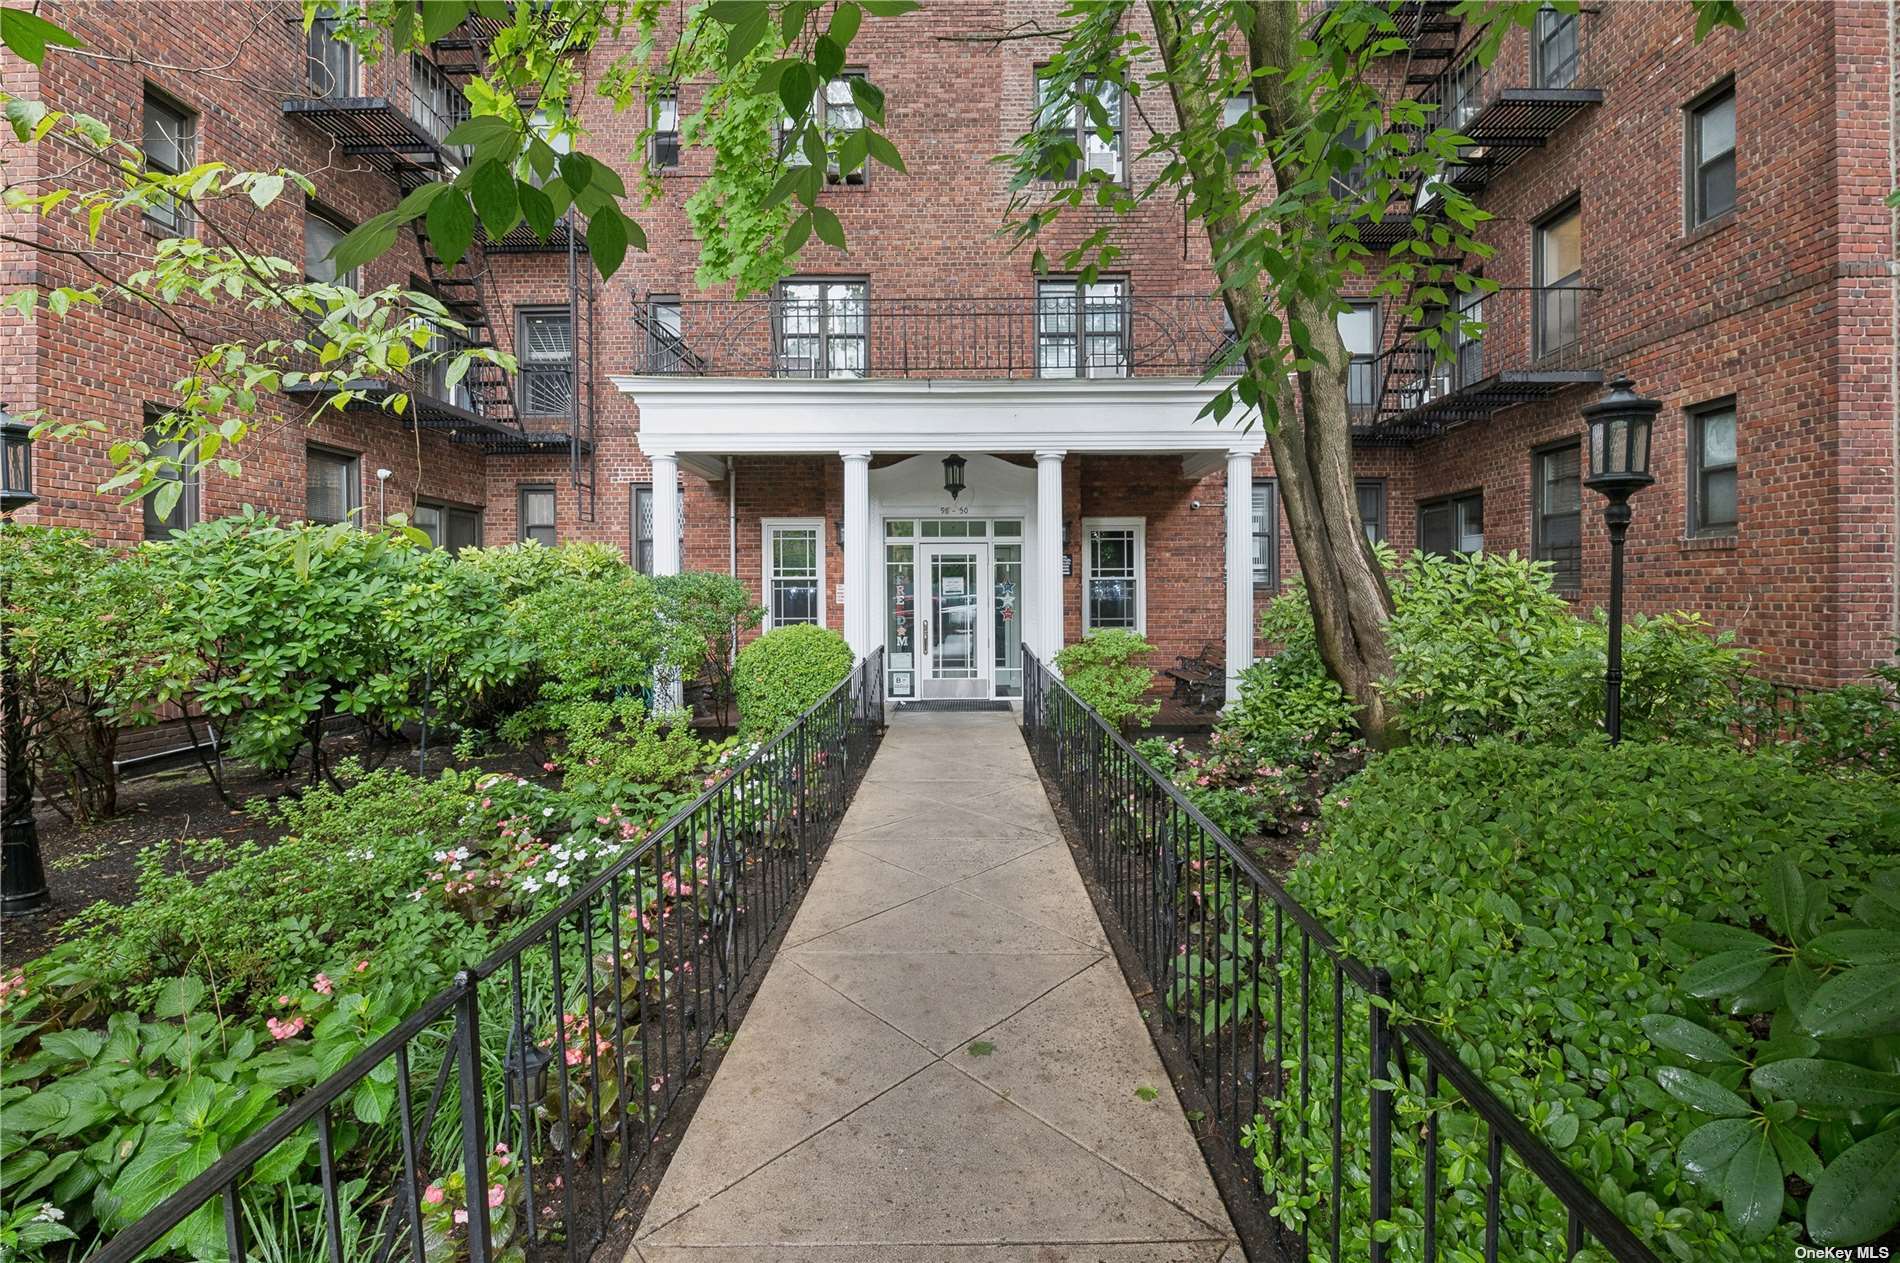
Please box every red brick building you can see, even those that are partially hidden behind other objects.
[3,1,1893,702]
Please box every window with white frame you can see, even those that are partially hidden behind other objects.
[1037,277,1128,378]
[1082,518,1144,632]
[782,73,867,185]
[517,307,573,415]
[763,520,824,628]
[775,280,866,378]
[1251,481,1279,590]
[650,93,680,170]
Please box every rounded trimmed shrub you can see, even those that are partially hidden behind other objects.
[733,625,854,738]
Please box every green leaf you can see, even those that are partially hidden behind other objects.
[425,189,476,266]
[586,207,629,279]
[1770,1122,1826,1186]
[1640,1015,1739,1065]
[725,4,770,67]
[247,173,285,209]
[1807,929,1900,967]
[1666,921,1776,955]
[1804,966,1900,1039]
[827,2,862,46]
[1680,1117,1754,1184]
[518,182,555,240]
[331,217,399,278]
[469,159,520,239]
[966,1040,995,1057]
[442,114,514,148]
[152,974,206,1019]
[1135,1084,1159,1102]
[1768,857,1807,942]
[1808,1127,1900,1246]
[1,6,83,65]
[1721,1131,1783,1242]
[866,131,906,173]
[810,205,846,250]
[1680,948,1773,999]
[420,0,472,44]
[1655,1066,1751,1117]
[859,0,920,13]
[1752,1058,1900,1116]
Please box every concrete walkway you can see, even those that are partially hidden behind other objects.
[631,709,1242,1263]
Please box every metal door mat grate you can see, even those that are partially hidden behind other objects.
[892,700,1015,712]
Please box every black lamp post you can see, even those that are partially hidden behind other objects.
[1,405,49,916]
[1580,377,1660,745]
[941,454,966,501]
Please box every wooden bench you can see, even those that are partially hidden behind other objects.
[1163,644,1225,712]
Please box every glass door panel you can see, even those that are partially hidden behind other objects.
[918,543,989,699]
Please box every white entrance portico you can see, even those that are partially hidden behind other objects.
[609,376,1266,702]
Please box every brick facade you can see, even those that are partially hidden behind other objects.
[4,1,1893,689]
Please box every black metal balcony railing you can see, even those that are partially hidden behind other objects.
[283,44,474,192]
[625,295,1236,380]
[1021,650,1663,1263]
[89,652,885,1263]
[1362,285,1602,431]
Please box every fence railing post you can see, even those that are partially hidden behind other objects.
[1369,966,1394,1263]
[454,972,493,1263]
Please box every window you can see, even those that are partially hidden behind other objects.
[1082,518,1144,632]
[415,502,482,550]
[1532,443,1583,591]
[409,56,466,152]
[1336,302,1380,411]
[1036,70,1124,183]
[306,16,360,97]
[1533,202,1582,357]
[142,90,196,234]
[775,280,867,378]
[1418,491,1483,556]
[306,446,360,525]
[517,308,573,415]
[142,410,199,540]
[1037,277,1129,378]
[1356,479,1387,543]
[304,207,357,287]
[1328,121,1375,198]
[644,295,686,373]
[764,520,824,629]
[783,74,866,185]
[650,93,680,170]
[1689,401,1738,536]
[1251,481,1279,590]
[1687,83,1736,227]
[631,484,655,574]
[1441,58,1484,132]
[1533,7,1581,89]
[519,485,557,546]
[1222,92,1253,163]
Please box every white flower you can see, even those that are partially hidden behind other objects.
[36,1204,66,1223]
[542,807,554,817]
[409,889,424,901]
[555,873,571,887]
[521,877,542,894]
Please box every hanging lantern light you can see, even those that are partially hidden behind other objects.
[941,453,967,501]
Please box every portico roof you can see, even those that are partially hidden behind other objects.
[609,377,1266,479]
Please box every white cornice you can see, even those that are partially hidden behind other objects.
[611,376,1266,458]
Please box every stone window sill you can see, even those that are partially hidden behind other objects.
[1678,213,1737,250]
[1680,533,1738,552]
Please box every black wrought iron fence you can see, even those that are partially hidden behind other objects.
[90,651,884,1263]
[1021,649,1660,1263]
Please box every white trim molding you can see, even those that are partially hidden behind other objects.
[1080,516,1147,635]
[761,517,827,631]
[613,377,1266,463]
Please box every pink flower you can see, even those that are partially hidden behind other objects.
[422,1185,445,1206]
[542,761,557,772]
[453,1209,469,1226]
[481,798,492,808]
[276,994,291,1006]
[354,959,370,973]
[313,973,333,995]
[486,1184,505,1208]
[267,1016,306,1040]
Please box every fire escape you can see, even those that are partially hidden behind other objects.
[1355,1,1606,443]
[281,16,597,522]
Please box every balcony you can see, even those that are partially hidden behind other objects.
[1423,11,1603,196]
[283,22,476,191]
[1362,284,1603,433]
[622,294,1235,380]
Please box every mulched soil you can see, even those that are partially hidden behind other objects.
[0,735,550,967]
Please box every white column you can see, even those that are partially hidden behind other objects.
[650,452,681,576]
[649,451,683,710]
[1034,450,1066,664]
[841,449,872,658]
[1224,449,1256,705]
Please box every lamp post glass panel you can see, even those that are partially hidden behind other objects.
[0,406,49,916]
[1580,377,1660,745]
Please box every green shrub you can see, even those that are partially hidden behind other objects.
[1230,590,1360,763]
[733,624,854,738]
[49,763,491,1014]
[1381,550,1585,744]
[1135,733,1302,840]
[0,527,189,821]
[655,571,764,727]
[498,569,677,745]
[1652,859,1900,1247]
[1254,740,1900,1261]
[1054,628,1159,730]
[453,539,626,600]
[1595,611,1749,743]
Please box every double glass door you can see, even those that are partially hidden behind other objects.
[917,542,990,699]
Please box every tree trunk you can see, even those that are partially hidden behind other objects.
[1147,0,1399,747]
